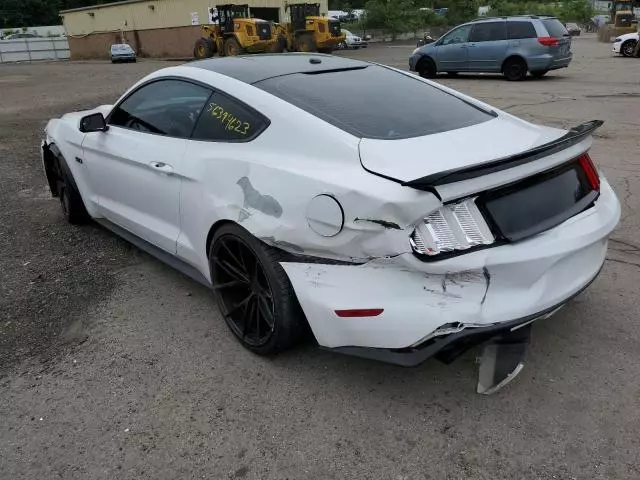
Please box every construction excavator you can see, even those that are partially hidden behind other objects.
[597,0,637,42]
[193,4,278,58]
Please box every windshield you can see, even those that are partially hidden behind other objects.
[255,65,494,140]
[111,44,132,53]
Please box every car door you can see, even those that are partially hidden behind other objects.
[467,21,508,72]
[176,90,271,270]
[82,79,211,253]
[434,24,473,71]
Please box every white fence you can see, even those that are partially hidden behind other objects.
[0,38,70,64]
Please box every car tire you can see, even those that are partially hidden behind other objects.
[224,37,245,57]
[503,57,527,81]
[530,69,549,78]
[621,40,637,57]
[417,57,437,78]
[56,165,89,225]
[209,223,306,355]
[296,33,317,53]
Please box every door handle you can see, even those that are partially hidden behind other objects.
[149,161,174,174]
[468,43,477,47]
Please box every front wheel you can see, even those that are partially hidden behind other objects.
[209,224,306,355]
[57,167,89,225]
[296,33,317,53]
[503,58,527,81]
[417,57,437,78]
[530,69,549,78]
[224,37,245,57]
[194,37,215,59]
[621,40,637,57]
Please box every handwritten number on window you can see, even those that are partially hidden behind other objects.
[207,103,251,135]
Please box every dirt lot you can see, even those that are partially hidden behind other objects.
[1,35,640,479]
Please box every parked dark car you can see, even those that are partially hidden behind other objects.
[565,23,582,36]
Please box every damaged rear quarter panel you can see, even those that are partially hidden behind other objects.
[175,102,442,277]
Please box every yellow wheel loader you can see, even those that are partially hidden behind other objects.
[193,4,278,58]
[597,1,637,42]
[278,3,346,53]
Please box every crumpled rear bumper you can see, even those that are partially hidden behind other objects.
[281,178,620,363]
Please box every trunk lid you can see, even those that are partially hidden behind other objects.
[358,115,565,186]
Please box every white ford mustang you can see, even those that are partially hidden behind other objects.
[42,54,620,393]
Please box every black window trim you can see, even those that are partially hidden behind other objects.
[105,75,270,143]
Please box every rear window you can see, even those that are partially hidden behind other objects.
[255,66,494,140]
[507,21,537,39]
[542,18,569,37]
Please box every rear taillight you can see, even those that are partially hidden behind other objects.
[578,152,600,191]
[538,36,560,46]
[410,197,495,257]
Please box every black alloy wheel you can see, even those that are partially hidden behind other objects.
[211,233,276,348]
[209,223,307,355]
[417,57,437,78]
[503,58,527,81]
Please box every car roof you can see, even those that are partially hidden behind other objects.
[467,15,556,24]
[188,53,370,85]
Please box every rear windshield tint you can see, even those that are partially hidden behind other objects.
[542,18,569,37]
[255,65,494,140]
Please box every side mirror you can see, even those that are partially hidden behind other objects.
[79,113,108,133]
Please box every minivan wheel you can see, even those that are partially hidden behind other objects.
[503,58,527,81]
[209,223,306,355]
[530,70,549,78]
[417,57,437,78]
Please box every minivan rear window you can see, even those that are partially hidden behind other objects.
[255,66,495,140]
[542,18,569,37]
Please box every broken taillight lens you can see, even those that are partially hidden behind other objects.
[578,152,600,191]
[410,197,495,257]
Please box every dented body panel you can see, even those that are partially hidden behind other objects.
[283,178,618,349]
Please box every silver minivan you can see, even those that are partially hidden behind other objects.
[409,16,572,80]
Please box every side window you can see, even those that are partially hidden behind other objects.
[469,22,507,42]
[440,25,473,45]
[191,92,269,142]
[109,79,211,138]
[507,21,537,40]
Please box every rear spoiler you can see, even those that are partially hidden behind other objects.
[403,120,603,190]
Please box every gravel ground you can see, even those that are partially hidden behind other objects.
[1,35,640,479]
